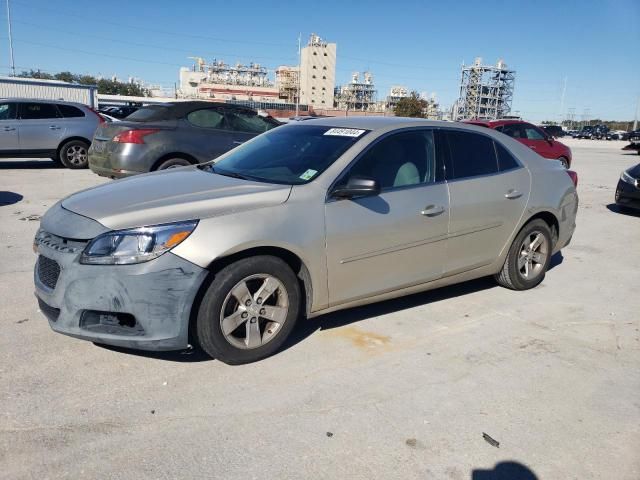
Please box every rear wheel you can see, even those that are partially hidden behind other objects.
[495,219,552,290]
[59,140,89,169]
[155,157,192,170]
[195,256,301,365]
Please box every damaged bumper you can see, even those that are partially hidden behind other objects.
[34,237,208,351]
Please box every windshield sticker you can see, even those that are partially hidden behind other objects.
[299,169,318,181]
[324,128,366,138]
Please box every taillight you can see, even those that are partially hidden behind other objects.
[112,129,159,144]
[566,169,578,187]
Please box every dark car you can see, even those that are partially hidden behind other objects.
[541,125,565,138]
[88,101,281,178]
[576,126,594,139]
[615,163,640,211]
[463,119,573,168]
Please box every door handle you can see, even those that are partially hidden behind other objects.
[528,145,537,150]
[3,126,15,131]
[504,189,523,199]
[49,125,61,130]
[421,205,445,216]
[232,140,244,145]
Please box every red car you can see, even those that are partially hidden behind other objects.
[464,120,572,168]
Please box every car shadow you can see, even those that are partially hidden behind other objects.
[606,203,640,217]
[93,343,213,363]
[472,460,538,479]
[549,251,563,270]
[283,276,498,352]
[0,159,60,169]
[0,191,23,206]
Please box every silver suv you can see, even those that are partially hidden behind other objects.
[0,98,101,168]
[34,117,578,364]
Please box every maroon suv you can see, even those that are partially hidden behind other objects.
[464,120,572,168]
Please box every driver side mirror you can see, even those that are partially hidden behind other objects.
[331,175,380,199]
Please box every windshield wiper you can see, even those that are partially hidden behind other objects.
[208,166,251,181]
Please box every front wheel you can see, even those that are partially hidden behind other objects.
[495,219,553,290]
[155,157,192,170]
[195,256,301,364]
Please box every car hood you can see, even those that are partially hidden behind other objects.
[61,167,292,230]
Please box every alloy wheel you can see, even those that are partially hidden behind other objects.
[65,145,87,166]
[518,230,549,280]
[219,274,289,349]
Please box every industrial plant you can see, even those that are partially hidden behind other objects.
[454,57,516,120]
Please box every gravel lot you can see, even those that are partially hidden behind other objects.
[1,139,639,480]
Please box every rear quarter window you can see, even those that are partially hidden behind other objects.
[57,104,85,118]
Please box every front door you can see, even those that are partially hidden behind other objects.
[0,102,19,151]
[17,102,66,151]
[184,107,233,161]
[224,109,279,148]
[519,123,557,159]
[325,129,449,306]
[443,130,530,274]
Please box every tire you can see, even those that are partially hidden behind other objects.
[59,140,90,169]
[557,157,569,169]
[154,157,192,170]
[195,256,301,365]
[495,219,553,290]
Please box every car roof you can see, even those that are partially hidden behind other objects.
[0,98,89,107]
[296,116,455,130]
[461,119,526,128]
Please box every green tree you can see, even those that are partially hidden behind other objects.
[393,91,427,118]
[54,71,75,83]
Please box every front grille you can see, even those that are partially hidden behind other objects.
[37,256,61,290]
[37,297,60,322]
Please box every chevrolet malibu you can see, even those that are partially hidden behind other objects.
[34,118,579,364]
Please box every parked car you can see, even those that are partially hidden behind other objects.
[88,101,281,178]
[0,98,102,168]
[606,130,629,141]
[576,126,594,139]
[464,119,573,168]
[622,130,640,155]
[541,125,566,138]
[99,113,120,123]
[615,163,640,210]
[34,118,579,364]
[591,124,610,140]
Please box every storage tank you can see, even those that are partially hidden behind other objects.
[0,76,98,107]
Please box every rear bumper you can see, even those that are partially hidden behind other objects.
[88,143,156,178]
[615,179,640,210]
[34,241,208,351]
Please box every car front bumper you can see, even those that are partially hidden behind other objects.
[34,238,208,351]
[615,178,640,210]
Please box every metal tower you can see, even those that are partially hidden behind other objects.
[455,58,515,120]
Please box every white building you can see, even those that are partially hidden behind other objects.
[299,33,336,108]
[0,76,98,107]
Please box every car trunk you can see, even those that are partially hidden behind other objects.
[93,120,178,142]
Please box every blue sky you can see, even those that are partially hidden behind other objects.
[2,0,638,122]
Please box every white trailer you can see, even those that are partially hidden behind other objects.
[0,76,98,107]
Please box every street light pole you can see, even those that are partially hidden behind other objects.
[295,33,301,117]
[6,0,16,76]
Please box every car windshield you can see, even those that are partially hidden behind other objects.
[201,124,368,185]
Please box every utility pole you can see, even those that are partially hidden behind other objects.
[295,33,301,117]
[6,0,16,76]
[633,94,639,131]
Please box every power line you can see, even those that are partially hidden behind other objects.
[10,0,291,48]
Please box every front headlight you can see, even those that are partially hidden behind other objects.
[80,220,198,265]
[621,170,638,187]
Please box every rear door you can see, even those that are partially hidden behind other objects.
[0,101,19,151]
[183,107,234,161]
[224,110,278,147]
[17,102,66,151]
[443,129,530,274]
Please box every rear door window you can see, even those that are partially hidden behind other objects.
[444,130,499,179]
[500,123,525,138]
[0,102,17,120]
[225,111,277,133]
[187,109,225,129]
[18,102,61,120]
[57,104,85,118]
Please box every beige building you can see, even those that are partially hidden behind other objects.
[299,33,336,108]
